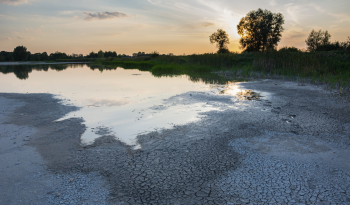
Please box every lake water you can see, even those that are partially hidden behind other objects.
[0,63,251,147]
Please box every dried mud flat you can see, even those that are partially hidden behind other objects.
[0,79,350,205]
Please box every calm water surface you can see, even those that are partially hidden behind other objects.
[0,64,245,146]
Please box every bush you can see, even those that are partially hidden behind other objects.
[150,51,159,58]
[279,46,301,53]
[217,48,230,54]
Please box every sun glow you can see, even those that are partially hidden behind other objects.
[220,9,243,39]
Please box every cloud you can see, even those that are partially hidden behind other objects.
[5,37,12,40]
[83,11,129,21]
[0,0,28,6]
[0,14,16,19]
[148,0,162,5]
[269,0,277,6]
[202,22,215,27]
[285,3,306,24]
[312,4,350,23]
[16,36,23,39]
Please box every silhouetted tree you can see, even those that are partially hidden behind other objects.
[104,51,117,58]
[41,52,48,61]
[209,29,230,53]
[237,8,284,52]
[305,29,331,51]
[87,52,96,58]
[26,51,31,61]
[0,51,13,61]
[342,37,350,51]
[278,46,301,53]
[150,51,159,57]
[49,52,68,60]
[98,50,104,58]
[13,46,28,61]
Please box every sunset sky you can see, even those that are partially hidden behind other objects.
[1,0,349,55]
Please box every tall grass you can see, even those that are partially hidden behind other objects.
[252,51,350,90]
[151,64,212,74]
[90,51,350,92]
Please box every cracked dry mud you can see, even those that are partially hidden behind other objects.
[1,79,350,205]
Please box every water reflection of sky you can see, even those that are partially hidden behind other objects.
[0,64,256,146]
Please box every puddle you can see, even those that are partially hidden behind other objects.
[216,83,262,101]
[0,64,267,147]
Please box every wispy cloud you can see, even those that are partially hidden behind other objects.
[5,37,12,40]
[0,0,28,6]
[0,14,16,19]
[285,3,306,24]
[83,11,129,21]
[202,22,215,27]
[269,0,277,6]
[148,0,162,5]
[312,4,350,23]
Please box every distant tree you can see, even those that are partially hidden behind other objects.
[316,41,340,51]
[342,36,350,51]
[31,53,41,61]
[13,46,28,61]
[305,29,331,51]
[0,51,13,61]
[279,46,301,53]
[136,51,146,57]
[315,37,350,51]
[104,51,117,58]
[41,52,48,61]
[150,51,159,57]
[237,8,284,52]
[49,51,68,60]
[209,29,230,53]
[98,50,104,58]
[88,52,96,58]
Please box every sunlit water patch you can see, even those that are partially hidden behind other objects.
[0,64,263,147]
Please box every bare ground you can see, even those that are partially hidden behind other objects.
[0,79,350,205]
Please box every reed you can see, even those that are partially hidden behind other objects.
[92,50,350,92]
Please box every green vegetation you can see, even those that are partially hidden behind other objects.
[89,49,349,93]
[2,50,349,93]
[253,50,350,89]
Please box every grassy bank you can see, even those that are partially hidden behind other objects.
[83,51,350,92]
[252,51,350,91]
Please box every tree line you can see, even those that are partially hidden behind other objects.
[0,47,134,62]
[209,8,350,53]
[0,46,172,62]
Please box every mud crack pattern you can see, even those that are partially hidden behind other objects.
[220,137,350,204]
